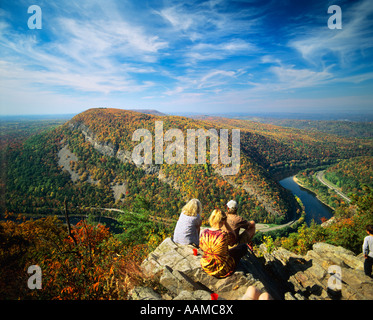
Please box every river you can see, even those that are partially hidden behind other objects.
[279,176,333,225]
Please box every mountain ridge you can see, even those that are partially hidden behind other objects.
[4,107,372,224]
[2,108,373,301]
[65,108,297,223]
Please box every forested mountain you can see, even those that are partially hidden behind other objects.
[223,117,373,139]
[2,108,372,226]
[324,156,373,197]
[2,109,373,300]
[197,116,372,175]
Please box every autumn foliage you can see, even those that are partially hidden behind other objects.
[0,213,161,300]
[3,108,372,226]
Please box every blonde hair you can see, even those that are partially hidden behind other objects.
[209,209,227,228]
[182,199,202,217]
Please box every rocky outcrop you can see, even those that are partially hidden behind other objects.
[260,242,373,300]
[69,122,119,158]
[129,238,373,300]
[69,121,158,174]
[58,142,126,201]
[58,144,80,182]
[130,237,277,300]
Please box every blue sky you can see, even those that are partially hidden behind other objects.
[0,0,372,115]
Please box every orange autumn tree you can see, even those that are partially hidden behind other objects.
[0,214,156,300]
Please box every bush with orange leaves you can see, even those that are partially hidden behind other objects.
[0,213,160,300]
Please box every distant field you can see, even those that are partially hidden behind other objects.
[236,118,373,139]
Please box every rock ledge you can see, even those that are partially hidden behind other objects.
[129,238,373,300]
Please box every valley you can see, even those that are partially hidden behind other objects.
[2,108,372,228]
[1,108,373,300]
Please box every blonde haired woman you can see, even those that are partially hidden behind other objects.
[173,199,202,246]
[199,209,248,278]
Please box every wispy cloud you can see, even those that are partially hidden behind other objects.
[269,65,334,90]
[58,17,168,60]
[0,1,168,96]
[158,6,195,32]
[0,0,372,115]
[163,68,244,97]
[198,70,237,89]
[185,40,257,62]
[290,0,373,66]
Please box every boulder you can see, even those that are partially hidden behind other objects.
[129,238,373,300]
[128,286,162,300]
[131,237,277,300]
[261,242,373,300]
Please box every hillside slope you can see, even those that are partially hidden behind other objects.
[4,108,372,225]
[64,108,295,223]
[324,156,373,197]
[197,116,372,174]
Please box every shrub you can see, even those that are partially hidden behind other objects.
[0,214,160,300]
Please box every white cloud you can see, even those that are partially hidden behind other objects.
[261,55,281,65]
[156,2,260,42]
[158,6,194,31]
[0,0,372,115]
[162,68,240,96]
[269,65,333,90]
[0,59,155,94]
[198,70,236,89]
[0,4,167,98]
[185,39,257,62]
[290,0,373,65]
[337,72,373,84]
[164,86,185,96]
[239,62,336,94]
[56,17,168,65]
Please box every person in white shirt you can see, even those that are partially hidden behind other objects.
[362,224,373,278]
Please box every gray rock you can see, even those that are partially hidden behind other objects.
[139,237,280,300]
[71,121,159,174]
[312,242,364,270]
[262,242,373,300]
[135,238,373,300]
[129,287,162,300]
[173,290,196,300]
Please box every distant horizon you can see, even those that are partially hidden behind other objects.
[1,0,372,116]
[1,108,373,122]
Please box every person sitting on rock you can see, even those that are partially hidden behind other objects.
[199,209,248,278]
[222,200,256,251]
[173,199,202,247]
